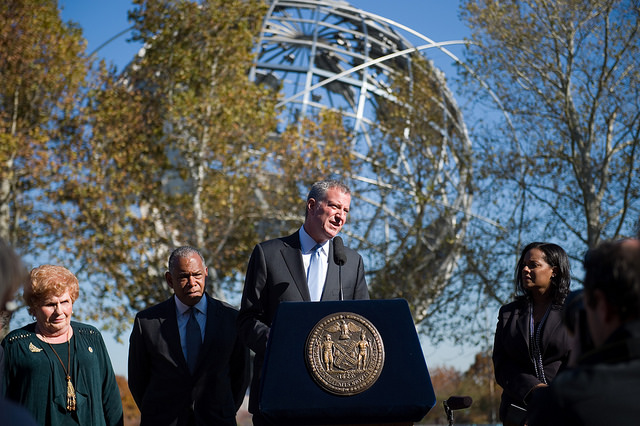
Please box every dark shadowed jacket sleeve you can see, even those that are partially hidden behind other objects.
[237,243,272,357]
[127,313,150,410]
[229,311,250,411]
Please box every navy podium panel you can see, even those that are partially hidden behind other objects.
[259,299,436,425]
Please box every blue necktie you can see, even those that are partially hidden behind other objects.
[186,307,201,373]
[307,244,323,301]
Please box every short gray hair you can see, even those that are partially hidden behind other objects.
[168,246,206,273]
[307,180,351,202]
[305,180,350,217]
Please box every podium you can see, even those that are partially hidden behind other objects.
[259,299,436,425]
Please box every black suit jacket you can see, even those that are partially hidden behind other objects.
[128,294,249,426]
[492,298,574,422]
[528,319,640,426]
[237,231,369,412]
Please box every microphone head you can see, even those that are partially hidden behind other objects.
[445,395,472,411]
[333,236,347,266]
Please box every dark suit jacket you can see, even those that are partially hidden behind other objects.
[492,298,574,423]
[128,294,249,426]
[237,231,369,412]
[528,319,640,426]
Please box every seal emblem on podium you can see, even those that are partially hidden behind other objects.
[305,312,385,395]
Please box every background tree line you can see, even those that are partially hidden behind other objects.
[1,0,639,360]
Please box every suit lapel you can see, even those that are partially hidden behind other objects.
[515,301,531,351]
[541,308,562,353]
[280,232,310,301]
[198,294,218,368]
[160,297,190,373]
[516,302,562,356]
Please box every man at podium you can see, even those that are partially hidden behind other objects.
[237,179,370,425]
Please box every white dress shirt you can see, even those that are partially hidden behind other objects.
[299,226,329,301]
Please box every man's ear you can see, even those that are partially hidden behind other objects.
[307,198,316,214]
[165,270,174,290]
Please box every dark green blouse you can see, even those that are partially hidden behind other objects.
[2,321,123,426]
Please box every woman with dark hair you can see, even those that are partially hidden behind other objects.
[492,242,574,426]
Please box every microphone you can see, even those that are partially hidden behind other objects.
[333,236,347,266]
[333,237,347,300]
[444,395,473,411]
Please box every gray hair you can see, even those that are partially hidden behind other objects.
[305,180,350,217]
[168,246,206,273]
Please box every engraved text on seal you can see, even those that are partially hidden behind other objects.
[305,312,384,396]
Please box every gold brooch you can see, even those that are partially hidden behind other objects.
[305,312,385,396]
[29,342,42,353]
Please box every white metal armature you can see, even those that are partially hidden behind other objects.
[251,0,474,306]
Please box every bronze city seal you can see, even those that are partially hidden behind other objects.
[305,312,384,396]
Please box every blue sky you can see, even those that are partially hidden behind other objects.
[59,0,469,73]
[53,0,477,376]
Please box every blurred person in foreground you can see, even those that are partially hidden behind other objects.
[2,264,123,425]
[528,239,640,425]
[0,239,38,426]
[237,179,369,425]
[128,246,249,426]
[492,242,574,426]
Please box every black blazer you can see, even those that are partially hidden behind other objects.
[237,231,369,412]
[128,294,249,426]
[492,298,574,422]
[528,319,640,426]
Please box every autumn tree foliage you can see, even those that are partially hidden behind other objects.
[422,365,464,424]
[56,0,289,332]
[115,375,140,426]
[0,0,90,254]
[0,0,360,336]
[421,349,499,424]
[50,0,361,334]
[8,0,637,357]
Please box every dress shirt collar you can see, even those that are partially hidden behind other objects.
[174,293,208,316]
[299,226,329,255]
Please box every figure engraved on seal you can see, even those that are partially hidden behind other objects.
[305,312,384,396]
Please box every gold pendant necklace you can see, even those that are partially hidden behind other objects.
[41,327,76,412]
